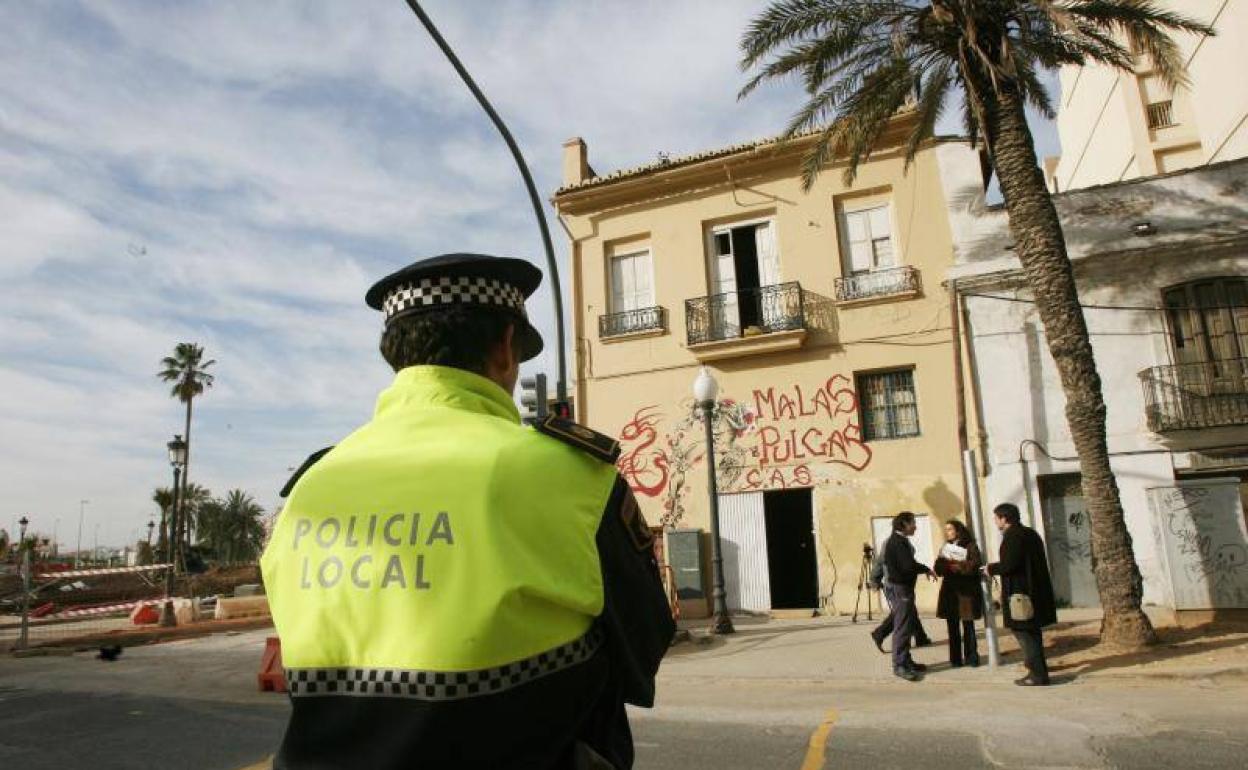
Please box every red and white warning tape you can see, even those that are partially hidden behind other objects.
[42,598,177,621]
[36,563,172,580]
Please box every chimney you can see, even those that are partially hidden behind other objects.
[562,137,590,187]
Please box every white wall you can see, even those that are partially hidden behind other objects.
[947,158,1248,608]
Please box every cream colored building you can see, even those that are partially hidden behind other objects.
[553,121,986,615]
[1050,0,1247,192]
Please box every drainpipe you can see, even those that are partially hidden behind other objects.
[949,279,971,505]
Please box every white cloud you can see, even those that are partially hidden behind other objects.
[0,0,1057,549]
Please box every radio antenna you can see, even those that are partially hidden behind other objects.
[403,1,569,408]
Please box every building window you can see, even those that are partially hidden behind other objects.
[1163,278,1248,368]
[856,369,920,441]
[608,249,654,313]
[1146,100,1175,130]
[840,203,895,274]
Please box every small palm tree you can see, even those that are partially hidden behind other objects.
[197,490,266,565]
[152,486,175,558]
[740,1,1213,649]
[180,484,213,546]
[158,342,215,567]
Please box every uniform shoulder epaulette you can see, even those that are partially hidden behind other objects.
[534,416,621,464]
[280,446,334,498]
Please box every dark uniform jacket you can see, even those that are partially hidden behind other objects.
[273,455,675,769]
[988,524,1058,630]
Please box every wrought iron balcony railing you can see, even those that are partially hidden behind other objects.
[685,282,805,346]
[599,306,666,338]
[834,266,921,302]
[1140,358,1248,432]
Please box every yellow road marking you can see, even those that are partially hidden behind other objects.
[236,758,272,770]
[799,707,839,770]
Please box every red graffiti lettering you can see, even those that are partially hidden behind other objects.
[617,406,670,497]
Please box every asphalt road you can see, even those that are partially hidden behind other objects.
[2,619,1247,769]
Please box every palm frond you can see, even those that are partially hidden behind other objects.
[902,62,954,165]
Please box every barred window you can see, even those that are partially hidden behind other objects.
[857,369,920,441]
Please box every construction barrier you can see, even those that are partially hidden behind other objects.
[215,595,270,621]
[258,636,286,693]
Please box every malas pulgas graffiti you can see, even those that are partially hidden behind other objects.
[616,374,873,527]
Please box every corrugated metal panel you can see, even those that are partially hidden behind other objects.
[719,492,770,612]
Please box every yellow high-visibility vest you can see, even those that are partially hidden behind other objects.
[261,365,618,673]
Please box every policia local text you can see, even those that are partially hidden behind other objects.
[290,511,455,591]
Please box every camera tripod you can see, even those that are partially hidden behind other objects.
[852,543,875,623]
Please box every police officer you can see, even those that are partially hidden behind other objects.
[261,254,675,769]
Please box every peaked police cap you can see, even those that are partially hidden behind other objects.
[365,253,544,362]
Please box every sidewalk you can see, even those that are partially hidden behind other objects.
[665,607,1248,686]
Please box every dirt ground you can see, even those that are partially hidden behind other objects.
[1009,612,1248,679]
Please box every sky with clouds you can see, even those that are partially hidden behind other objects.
[1,0,1059,550]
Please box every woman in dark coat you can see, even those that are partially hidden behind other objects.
[933,519,982,667]
[986,503,1058,686]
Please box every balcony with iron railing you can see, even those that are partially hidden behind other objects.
[598,306,667,340]
[1140,358,1248,432]
[834,265,922,304]
[684,282,806,360]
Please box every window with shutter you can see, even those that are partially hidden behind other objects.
[608,250,654,313]
[841,204,894,274]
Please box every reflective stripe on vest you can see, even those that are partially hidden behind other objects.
[285,626,604,701]
[261,366,618,674]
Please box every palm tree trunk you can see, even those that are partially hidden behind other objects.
[986,83,1155,648]
[179,396,193,573]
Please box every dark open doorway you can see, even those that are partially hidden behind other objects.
[764,488,818,609]
[730,226,762,330]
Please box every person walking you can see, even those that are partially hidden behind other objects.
[882,511,937,681]
[985,502,1057,686]
[868,547,933,653]
[934,519,982,668]
[260,254,676,768]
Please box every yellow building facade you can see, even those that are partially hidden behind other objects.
[554,123,983,615]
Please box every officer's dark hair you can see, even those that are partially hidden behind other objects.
[892,511,917,531]
[379,306,522,374]
[993,502,1022,525]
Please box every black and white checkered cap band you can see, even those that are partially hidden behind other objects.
[382,276,527,323]
[285,626,603,701]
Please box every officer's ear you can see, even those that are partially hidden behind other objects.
[484,323,520,391]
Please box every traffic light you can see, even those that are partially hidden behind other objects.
[519,373,547,425]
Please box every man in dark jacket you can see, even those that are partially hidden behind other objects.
[869,550,933,652]
[985,502,1057,686]
[882,511,936,681]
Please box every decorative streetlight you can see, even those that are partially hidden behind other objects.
[159,435,188,628]
[17,516,31,649]
[146,519,155,545]
[694,367,734,635]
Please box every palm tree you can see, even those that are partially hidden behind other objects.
[152,486,175,558]
[157,342,216,568]
[740,1,1213,648]
[197,490,266,565]
[180,484,213,547]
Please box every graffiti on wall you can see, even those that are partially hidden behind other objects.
[616,373,874,527]
[1152,485,1248,608]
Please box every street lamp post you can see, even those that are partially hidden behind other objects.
[159,435,188,628]
[75,499,89,569]
[17,516,31,649]
[694,367,734,635]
